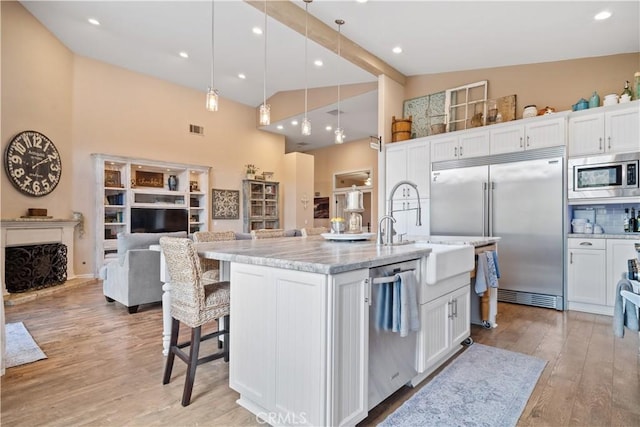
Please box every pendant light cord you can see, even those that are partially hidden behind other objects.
[336,20,343,130]
[211,0,215,89]
[263,0,267,106]
[304,2,309,118]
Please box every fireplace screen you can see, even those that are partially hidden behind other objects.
[5,243,67,293]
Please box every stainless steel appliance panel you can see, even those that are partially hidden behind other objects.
[490,157,564,296]
[568,152,640,199]
[368,259,418,410]
[430,166,489,236]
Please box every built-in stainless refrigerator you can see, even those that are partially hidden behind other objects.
[430,147,565,309]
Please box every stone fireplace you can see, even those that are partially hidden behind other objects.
[1,219,79,295]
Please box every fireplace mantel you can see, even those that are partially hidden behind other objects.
[1,219,79,295]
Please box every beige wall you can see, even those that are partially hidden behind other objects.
[283,152,314,230]
[1,2,285,277]
[405,53,640,118]
[307,138,378,229]
[1,1,74,220]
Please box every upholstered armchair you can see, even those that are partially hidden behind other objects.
[100,231,187,313]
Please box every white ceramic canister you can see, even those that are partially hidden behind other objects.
[346,185,363,210]
[583,222,593,234]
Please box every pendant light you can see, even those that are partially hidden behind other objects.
[205,0,219,112]
[258,0,270,125]
[334,19,345,144]
[301,0,312,136]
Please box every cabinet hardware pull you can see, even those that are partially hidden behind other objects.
[599,137,602,150]
[519,137,523,148]
[459,146,464,157]
[570,252,573,264]
[608,136,611,149]
[526,135,530,146]
[579,242,593,246]
[454,147,458,157]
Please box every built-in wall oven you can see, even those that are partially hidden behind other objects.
[568,152,639,199]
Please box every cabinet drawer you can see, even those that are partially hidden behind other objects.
[567,238,605,250]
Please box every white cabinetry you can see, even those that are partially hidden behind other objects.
[430,129,490,162]
[415,275,470,378]
[386,138,430,237]
[93,154,209,274]
[606,238,640,307]
[567,238,606,306]
[229,263,369,427]
[568,102,639,156]
[567,237,640,315]
[386,138,430,198]
[490,116,566,155]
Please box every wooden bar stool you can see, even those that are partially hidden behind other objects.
[159,237,230,406]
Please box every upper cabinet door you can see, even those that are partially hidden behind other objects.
[458,130,490,158]
[524,116,565,150]
[430,135,459,162]
[386,139,430,200]
[490,124,525,154]
[569,113,605,156]
[406,140,430,199]
[385,144,407,197]
[605,107,640,154]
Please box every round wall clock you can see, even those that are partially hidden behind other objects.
[4,130,62,197]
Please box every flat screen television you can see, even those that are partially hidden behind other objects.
[131,208,188,233]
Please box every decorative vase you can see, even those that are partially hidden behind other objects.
[246,173,255,180]
[168,175,177,191]
[589,91,600,108]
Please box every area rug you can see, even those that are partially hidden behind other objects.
[379,343,546,427]
[5,322,47,368]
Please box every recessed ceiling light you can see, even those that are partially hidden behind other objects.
[392,46,403,54]
[314,59,324,67]
[594,10,612,20]
[277,125,284,130]
[291,120,299,126]
[356,0,368,3]
[325,125,332,131]
[238,73,246,79]
[88,18,100,26]
[179,51,189,59]
[252,26,263,35]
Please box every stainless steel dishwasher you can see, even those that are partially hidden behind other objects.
[367,258,419,410]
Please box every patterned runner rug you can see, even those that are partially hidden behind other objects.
[5,322,47,368]
[379,343,546,427]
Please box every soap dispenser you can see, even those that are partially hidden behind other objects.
[589,91,600,108]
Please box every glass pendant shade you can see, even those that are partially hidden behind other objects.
[301,118,311,136]
[206,87,219,112]
[334,128,345,144]
[259,103,271,126]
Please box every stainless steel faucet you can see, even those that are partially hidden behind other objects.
[377,215,396,246]
[385,180,422,244]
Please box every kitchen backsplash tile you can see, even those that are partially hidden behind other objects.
[571,203,640,234]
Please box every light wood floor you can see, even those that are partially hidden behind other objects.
[2,281,639,427]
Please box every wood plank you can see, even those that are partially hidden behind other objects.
[2,285,639,426]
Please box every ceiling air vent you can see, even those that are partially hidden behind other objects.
[189,124,204,135]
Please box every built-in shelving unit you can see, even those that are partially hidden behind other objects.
[242,179,280,232]
[93,154,210,274]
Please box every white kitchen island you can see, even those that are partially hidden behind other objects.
[160,235,494,426]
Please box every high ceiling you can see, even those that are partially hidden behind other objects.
[20,1,640,153]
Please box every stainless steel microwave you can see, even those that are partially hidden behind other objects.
[568,152,640,199]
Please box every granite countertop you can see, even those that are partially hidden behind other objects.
[413,235,502,247]
[568,233,640,240]
[196,236,432,274]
